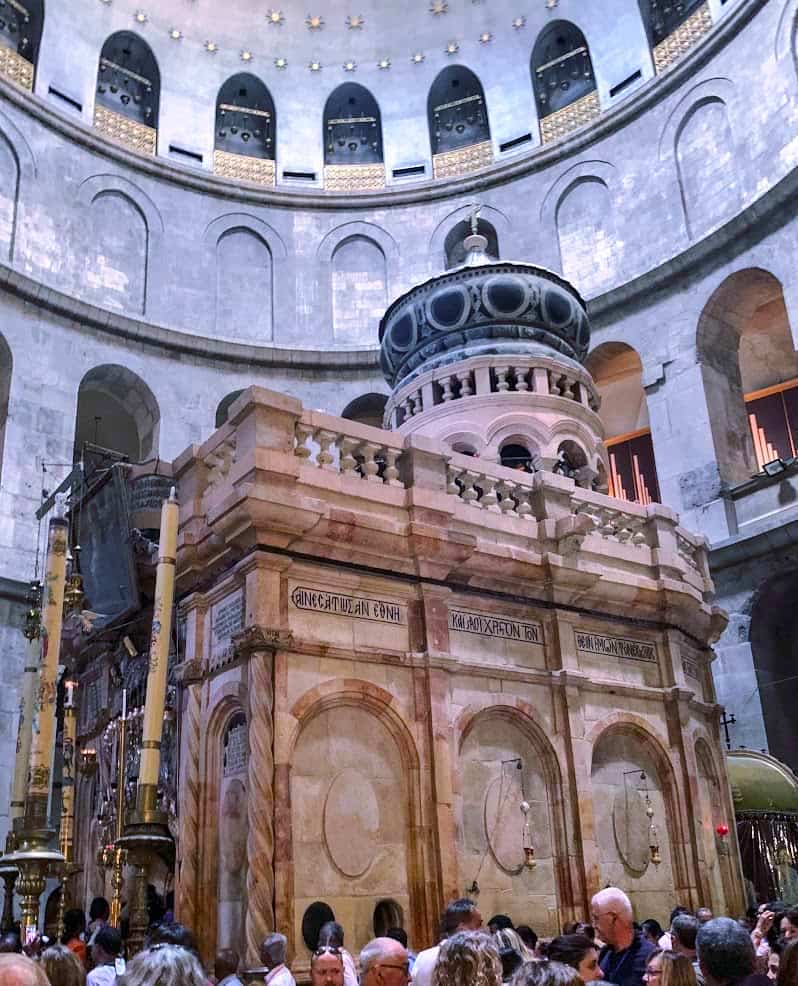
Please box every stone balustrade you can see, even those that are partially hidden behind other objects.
[384,354,600,429]
[294,410,404,487]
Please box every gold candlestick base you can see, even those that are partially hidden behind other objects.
[1,830,64,938]
[118,801,175,956]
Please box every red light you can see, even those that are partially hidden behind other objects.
[716,823,729,837]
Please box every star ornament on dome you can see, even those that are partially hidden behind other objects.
[204,40,219,53]
[430,0,448,14]
[266,9,285,25]
[346,13,365,29]
[545,0,559,7]
[445,40,459,55]
[133,9,147,23]
[378,57,391,70]
[275,56,288,69]
[240,49,253,62]
[308,59,322,71]
[512,15,526,29]
[479,31,493,43]
[306,14,324,30]
[343,59,357,72]
[168,27,182,40]
[411,51,425,64]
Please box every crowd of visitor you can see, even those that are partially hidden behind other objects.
[0,890,796,986]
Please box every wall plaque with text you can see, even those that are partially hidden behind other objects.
[290,586,406,625]
[575,631,657,663]
[682,658,700,680]
[211,588,245,666]
[449,609,543,644]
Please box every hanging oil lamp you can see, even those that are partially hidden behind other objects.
[645,792,661,866]
[521,799,536,868]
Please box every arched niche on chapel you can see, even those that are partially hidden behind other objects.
[639,0,713,74]
[427,66,493,180]
[323,83,385,191]
[0,0,43,91]
[95,31,160,155]
[531,21,599,145]
[214,73,276,186]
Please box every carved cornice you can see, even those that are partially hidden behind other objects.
[233,625,293,657]
[172,659,204,685]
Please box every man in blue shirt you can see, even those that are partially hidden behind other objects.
[592,887,655,986]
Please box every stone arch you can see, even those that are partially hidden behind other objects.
[429,203,511,271]
[531,21,597,124]
[658,79,739,241]
[317,220,397,265]
[199,692,249,962]
[775,0,798,64]
[693,736,733,912]
[216,390,245,428]
[341,393,389,429]
[456,703,573,932]
[74,364,161,462]
[486,414,549,457]
[696,268,793,487]
[588,714,689,904]
[585,342,660,504]
[203,213,287,258]
[0,0,43,81]
[427,65,491,159]
[215,73,276,163]
[284,680,427,954]
[444,219,498,270]
[0,111,35,262]
[0,333,11,485]
[323,82,383,166]
[96,31,160,131]
[216,229,273,342]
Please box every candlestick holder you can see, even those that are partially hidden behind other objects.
[2,830,65,938]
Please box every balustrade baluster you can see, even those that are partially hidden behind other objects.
[383,449,401,486]
[294,424,313,459]
[481,476,500,512]
[515,368,530,392]
[460,373,474,397]
[440,377,454,402]
[461,472,480,506]
[361,442,381,482]
[495,367,510,392]
[338,437,359,476]
[315,429,336,470]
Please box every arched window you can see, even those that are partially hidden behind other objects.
[0,0,43,90]
[531,22,599,144]
[341,394,388,429]
[216,390,245,428]
[323,84,384,191]
[444,218,498,269]
[74,364,160,463]
[428,66,492,179]
[639,0,712,73]
[214,74,276,186]
[95,32,160,155]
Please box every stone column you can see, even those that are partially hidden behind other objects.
[173,653,204,932]
[234,625,291,969]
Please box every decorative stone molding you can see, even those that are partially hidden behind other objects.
[323,163,386,192]
[213,149,276,187]
[172,658,204,685]
[432,140,493,179]
[654,3,713,74]
[233,625,293,657]
[93,105,157,156]
[540,91,601,145]
[0,43,32,91]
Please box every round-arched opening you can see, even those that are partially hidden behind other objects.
[216,390,245,428]
[341,393,388,429]
[301,901,336,951]
[373,898,404,937]
[74,364,160,463]
[1,0,44,72]
[428,66,490,157]
[451,442,477,457]
[444,219,499,269]
[324,83,383,166]
[531,21,596,119]
[638,0,706,48]
[500,442,533,471]
[215,73,276,161]
[97,31,160,129]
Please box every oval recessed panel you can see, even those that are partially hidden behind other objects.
[324,768,380,878]
[483,276,528,319]
[484,774,525,874]
[427,285,470,331]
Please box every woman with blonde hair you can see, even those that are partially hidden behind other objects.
[642,950,697,986]
[41,943,86,986]
[510,959,583,986]
[432,931,502,986]
[121,943,208,986]
[494,928,536,981]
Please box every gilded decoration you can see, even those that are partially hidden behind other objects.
[539,90,600,145]
[94,105,157,155]
[0,42,33,91]
[432,140,493,180]
[213,149,276,186]
[324,163,385,192]
[653,3,712,74]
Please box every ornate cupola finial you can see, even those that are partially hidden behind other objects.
[463,203,490,268]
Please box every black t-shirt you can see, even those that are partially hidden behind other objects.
[599,931,656,986]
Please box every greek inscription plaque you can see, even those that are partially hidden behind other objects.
[290,586,405,625]
[682,658,700,680]
[129,475,173,514]
[575,631,657,663]
[211,589,245,666]
[449,609,543,644]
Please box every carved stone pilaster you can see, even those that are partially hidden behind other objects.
[175,675,202,930]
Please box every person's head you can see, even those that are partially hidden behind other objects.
[781,910,798,943]
[777,939,798,986]
[62,908,86,943]
[0,933,21,953]
[215,948,240,981]
[360,937,411,986]
[671,917,699,958]
[546,935,603,983]
[767,940,783,982]
[494,929,534,964]
[696,909,713,926]
[644,950,697,986]
[88,898,110,924]
[146,922,199,958]
[642,921,665,946]
[442,900,483,938]
[489,916,515,934]
[516,926,538,951]
[311,946,345,986]
[40,944,86,986]
[260,933,288,970]
[92,926,121,966]
[509,958,582,986]
[432,931,501,986]
[590,888,634,949]
[318,922,345,949]
[670,908,691,927]
[696,917,755,986]
[385,928,408,949]
[0,954,51,986]
[122,944,208,986]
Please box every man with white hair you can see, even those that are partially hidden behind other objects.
[591,887,655,986]
[360,936,412,986]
